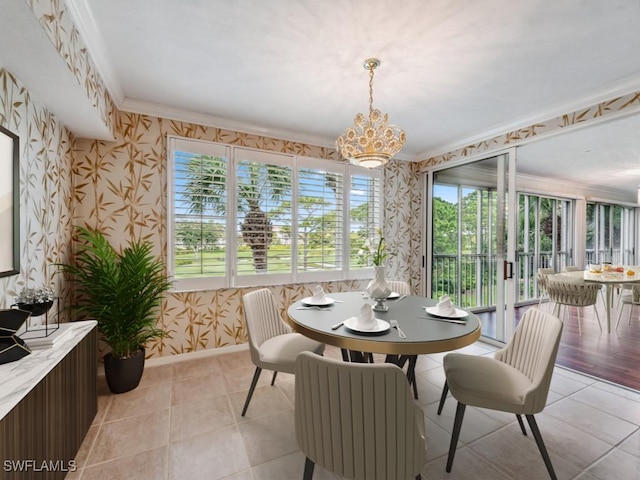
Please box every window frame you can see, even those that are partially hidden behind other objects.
[167,135,382,292]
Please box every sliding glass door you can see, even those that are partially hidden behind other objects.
[429,151,516,342]
[587,202,636,265]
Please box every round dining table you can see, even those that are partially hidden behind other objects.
[286,291,481,357]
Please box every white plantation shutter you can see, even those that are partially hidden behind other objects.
[168,136,382,291]
[296,161,345,280]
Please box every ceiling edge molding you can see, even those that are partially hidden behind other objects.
[120,98,322,152]
[418,79,640,161]
[65,0,125,105]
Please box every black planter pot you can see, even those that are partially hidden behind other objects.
[104,348,145,394]
[16,301,54,317]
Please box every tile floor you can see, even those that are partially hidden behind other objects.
[66,343,640,480]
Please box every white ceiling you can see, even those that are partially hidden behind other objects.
[4,0,640,198]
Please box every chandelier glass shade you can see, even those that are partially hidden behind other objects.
[336,58,406,168]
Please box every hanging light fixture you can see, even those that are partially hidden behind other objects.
[336,58,406,168]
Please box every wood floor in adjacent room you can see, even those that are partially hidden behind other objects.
[481,297,640,392]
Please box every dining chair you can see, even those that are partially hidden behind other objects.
[387,280,411,295]
[295,351,426,480]
[438,307,563,480]
[563,265,581,272]
[546,275,602,335]
[241,288,325,416]
[536,268,555,310]
[615,284,640,329]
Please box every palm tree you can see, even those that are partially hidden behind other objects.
[182,155,289,272]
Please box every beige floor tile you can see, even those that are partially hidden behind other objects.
[425,400,508,444]
[229,383,291,421]
[172,371,228,406]
[412,370,448,407]
[218,470,254,480]
[238,409,298,467]
[172,355,221,379]
[169,425,250,480]
[619,428,640,458]
[216,350,254,372]
[545,397,637,445]
[570,385,640,425]
[468,422,583,479]
[86,409,170,466]
[138,363,174,388]
[276,377,296,409]
[222,365,274,394]
[425,417,459,462]
[73,424,100,470]
[550,373,591,397]
[251,451,339,480]
[585,447,640,480]
[92,392,113,425]
[81,446,168,480]
[424,446,512,480]
[170,395,235,442]
[105,382,172,422]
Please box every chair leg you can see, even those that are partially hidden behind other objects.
[303,456,315,480]
[516,414,527,435]
[629,304,634,326]
[592,305,602,331]
[241,367,262,416]
[270,371,278,385]
[616,303,625,329]
[525,414,558,480]
[415,475,422,480]
[437,381,449,415]
[577,307,582,336]
[446,402,466,472]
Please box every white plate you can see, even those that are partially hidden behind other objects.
[425,306,468,319]
[343,317,390,335]
[387,291,400,299]
[301,296,335,306]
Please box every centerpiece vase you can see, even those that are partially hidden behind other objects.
[367,265,392,312]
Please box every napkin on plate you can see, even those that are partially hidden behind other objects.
[355,303,377,330]
[435,295,457,316]
[311,285,327,302]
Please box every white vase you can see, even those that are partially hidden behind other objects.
[367,266,391,300]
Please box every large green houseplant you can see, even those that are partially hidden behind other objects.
[59,227,172,393]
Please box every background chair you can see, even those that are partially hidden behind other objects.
[295,351,426,480]
[616,284,640,329]
[241,288,325,416]
[563,265,581,272]
[547,275,602,335]
[536,268,555,309]
[387,280,411,295]
[438,308,563,480]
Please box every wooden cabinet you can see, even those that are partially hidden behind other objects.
[0,324,96,479]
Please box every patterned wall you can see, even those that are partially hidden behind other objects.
[0,66,75,313]
[419,92,640,169]
[74,112,420,357]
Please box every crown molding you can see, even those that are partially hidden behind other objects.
[417,75,640,161]
[65,0,125,104]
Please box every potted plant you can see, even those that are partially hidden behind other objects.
[58,227,172,394]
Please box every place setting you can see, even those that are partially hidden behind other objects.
[339,303,391,336]
[419,295,468,325]
[296,285,340,310]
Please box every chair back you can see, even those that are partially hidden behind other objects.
[295,352,425,480]
[547,276,599,307]
[387,280,411,295]
[536,268,555,291]
[493,308,563,413]
[242,288,291,365]
[563,265,581,272]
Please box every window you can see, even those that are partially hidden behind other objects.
[168,136,382,291]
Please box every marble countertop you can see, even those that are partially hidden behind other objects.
[0,320,97,421]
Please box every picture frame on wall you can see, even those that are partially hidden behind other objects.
[0,125,19,278]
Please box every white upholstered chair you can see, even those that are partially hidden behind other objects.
[241,288,325,416]
[438,308,563,480]
[547,275,602,335]
[387,280,411,295]
[295,351,426,480]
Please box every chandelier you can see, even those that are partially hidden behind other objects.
[336,58,406,168]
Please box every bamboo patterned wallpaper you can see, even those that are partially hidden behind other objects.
[74,111,421,357]
[0,66,75,312]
